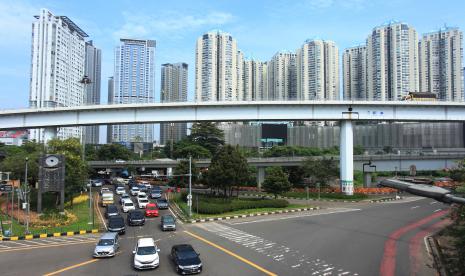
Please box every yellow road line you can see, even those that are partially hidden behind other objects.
[43,259,99,276]
[184,230,277,276]
[0,239,96,253]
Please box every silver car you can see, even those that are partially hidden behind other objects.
[93,232,120,258]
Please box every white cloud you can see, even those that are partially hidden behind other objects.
[113,11,234,40]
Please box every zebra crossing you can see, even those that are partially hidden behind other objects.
[195,222,358,276]
[0,234,99,252]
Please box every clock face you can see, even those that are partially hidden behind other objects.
[45,156,59,167]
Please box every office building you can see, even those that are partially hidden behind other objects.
[366,21,419,100]
[29,8,87,141]
[106,76,114,143]
[195,31,238,101]
[83,40,101,144]
[419,26,463,101]
[268,52,297,100]
[297,39,339,100]
[160,63,188,146]
[111,39,156,143]
[343,45,367,100]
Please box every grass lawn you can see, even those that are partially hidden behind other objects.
[241,191,369,201]
[0,195,101,237]
[175,200,312,220]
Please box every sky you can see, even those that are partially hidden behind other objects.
[0,0,464,141]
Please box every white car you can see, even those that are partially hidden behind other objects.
[130,186,140,196]
[119,193,130,205]
[137,192,148,200]
[115,159,126,163]
[115,186,126,195]
[100,187,111,195]
[137,198,150,209]
[133,238,160,270]
[122,199,135,213]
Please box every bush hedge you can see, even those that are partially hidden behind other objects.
[178,192,289,214]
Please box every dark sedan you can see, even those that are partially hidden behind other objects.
[127,210,146,226]
[156,198,169,209]
[171,244,202,274]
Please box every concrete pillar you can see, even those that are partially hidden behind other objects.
[43,127,57,144]
[340,121,354,195]
[167,167,173,177]
[257,167,265,191]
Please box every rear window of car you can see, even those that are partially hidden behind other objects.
[124,202,134,207]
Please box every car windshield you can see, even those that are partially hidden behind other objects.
[109,217,124,225]
[131,212,143,219]
[98,239,114,246]
[158,200,167,204]
[140,199,148,203]
[178,250,198,260]
[125,202,134,207]
[147,205,157,210]
[164,217,175,223]
[137,246,156,255]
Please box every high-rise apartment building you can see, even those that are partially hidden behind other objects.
[83,40,101,144]
[29,8,88,141]
[419,26,463,101]
[243,59,268,101]
[195,31,238,101]
[268,52,297,100]
[236,50,245,101]
[367,21,419,100]
[160,63,188,146]
[111,39,156,143]
[297,40,339,100]
[342,45,367,100]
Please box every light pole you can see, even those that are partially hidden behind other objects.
[188,156,192,218]
[25,157,30,234]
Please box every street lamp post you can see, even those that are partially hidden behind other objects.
[188,156,192,218]
[25,157,30,234]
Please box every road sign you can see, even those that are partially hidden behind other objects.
[187,194,192,200]
[187,199,192,207]
[0,185,12,192]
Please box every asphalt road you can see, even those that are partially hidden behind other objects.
[0,185,449,276]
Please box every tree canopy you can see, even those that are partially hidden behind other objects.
[189,122,225,155]
[302,157,339,187]
[262,167,292,198]
[206,145,250,197]
[95,143,134,161]
[171,159,199,187]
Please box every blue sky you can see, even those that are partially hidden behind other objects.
[0,0,464,110]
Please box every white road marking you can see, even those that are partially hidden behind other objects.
[20,240,49,246]
[434,209,442,213]
[411,206,420,209]
[382,197,423,204]
[227,208,361,225]
[195,222,357,275]
[168,207,184,225]
[430,201,438,205]
[0,244,10,248]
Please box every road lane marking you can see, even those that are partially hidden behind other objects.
[95,193,107,230]
[185,230,277,276]
[433,209,442,212]
[411,206,420,209]
[194,223,356,275]
[0,239,95,253]
[43,259,100,276]
[430,201,438,205]
[228,208,361,225]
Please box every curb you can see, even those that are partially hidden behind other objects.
[369,197,402,203]
[0,229,99,241]
[188,207,321,224]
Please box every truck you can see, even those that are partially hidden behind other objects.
[100,192,114,207]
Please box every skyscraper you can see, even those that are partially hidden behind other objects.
[195,31,238,101]
[342,45,367,100]
[160,63,188,147]
[83,40,101,144]
[243,59,268,101]
[111,39,156,143]
[297,39,339,100]
[268,52,297,100]
[367,21,419,100]
[419,26,463,101]
[29,8,88,141]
